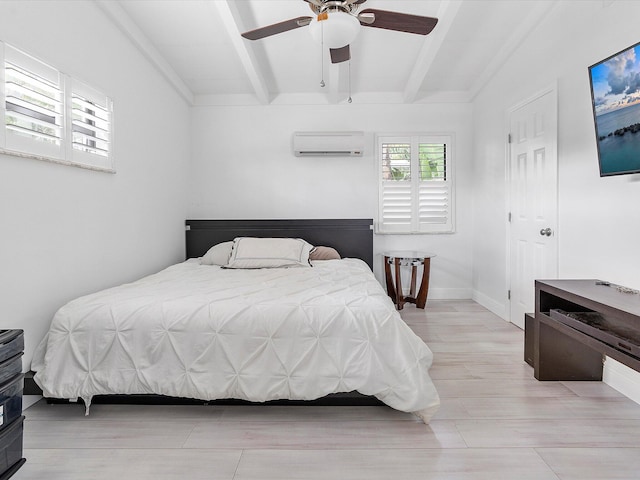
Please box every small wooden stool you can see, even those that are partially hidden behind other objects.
[383,251,435,310]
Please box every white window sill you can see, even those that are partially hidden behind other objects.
[0,148,115,174]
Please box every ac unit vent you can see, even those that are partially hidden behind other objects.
[293,131,365,157]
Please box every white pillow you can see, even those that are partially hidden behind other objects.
[226,237,313,269]
[199,241,234,266]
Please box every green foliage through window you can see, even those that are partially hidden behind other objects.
[381,143,411,181]
[419,143,446,181]
[382,142,446,182]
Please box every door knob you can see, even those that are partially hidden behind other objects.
[540,228,552,237]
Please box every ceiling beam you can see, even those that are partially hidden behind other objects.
[467,1,558,100]
[403,0,463,104]
[210,0,271,105]
[94,0,194,105]
[328,61,342,104]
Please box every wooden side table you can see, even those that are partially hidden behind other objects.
[383,251,435,310]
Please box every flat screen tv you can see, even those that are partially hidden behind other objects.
[589,40,640,177]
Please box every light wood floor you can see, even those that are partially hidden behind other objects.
[15,300,640,479]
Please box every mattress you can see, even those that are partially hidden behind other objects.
[31,258,440,422]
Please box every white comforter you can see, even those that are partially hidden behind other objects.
[32,258,440,422]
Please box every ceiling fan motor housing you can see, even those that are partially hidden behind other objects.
[308,7,361,48]
[307,0,362,16]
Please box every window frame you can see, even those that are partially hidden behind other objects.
[376,132,455,234]
[0,42,114,173]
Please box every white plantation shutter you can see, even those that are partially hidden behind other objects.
[380,141,412,230]
[72,95,110,156]
[419,182,451,229]
[1,42,114,172]
[417,141,452,232]
[70,79,113,170]
[382,181,412,228]
[4,45,64,159]
[378,135,454,233]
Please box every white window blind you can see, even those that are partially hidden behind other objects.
[4,45,64,160]
[378,134,454,234]
[70,79,112,170]
[1,42,114,172]
[72,96,110,156]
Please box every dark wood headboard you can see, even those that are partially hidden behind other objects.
[185,219,374,269]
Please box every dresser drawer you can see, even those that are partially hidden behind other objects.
[0,416,24,480]
[0,332,23,365]
[0,376,23,433]
[0,355,22,389]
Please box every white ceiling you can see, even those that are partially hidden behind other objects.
[97,0,557,106]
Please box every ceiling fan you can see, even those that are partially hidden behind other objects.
[241,0,438,64]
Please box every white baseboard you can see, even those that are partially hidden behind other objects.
[471,290,508,320]
[428,288,472,300]
[603,357,640,405]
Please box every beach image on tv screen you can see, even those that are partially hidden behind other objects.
[590,42,640,175]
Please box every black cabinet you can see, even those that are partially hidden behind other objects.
[0,331,25,479]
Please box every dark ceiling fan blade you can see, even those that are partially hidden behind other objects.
[241,16,312,40]
[330,45,351,64]
[359,9,438,35]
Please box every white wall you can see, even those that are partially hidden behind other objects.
[0,1,191,367]
[471,0,640,398]
[472,0,640,314]
[189,102,474,297]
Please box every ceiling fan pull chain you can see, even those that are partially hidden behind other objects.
[348,59,353,103]
[320,21,325,87]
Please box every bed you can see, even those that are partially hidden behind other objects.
[31,219,440,423]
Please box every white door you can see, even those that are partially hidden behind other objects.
[508,88,558,329]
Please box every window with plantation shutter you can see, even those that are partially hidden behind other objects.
[377,134,454,234]
[70,79,112,170]
[72,95,110,156]
[4,46,63,160]
[1,42,113,172]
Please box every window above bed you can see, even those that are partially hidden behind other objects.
[1,42,113,173]
[376,133,455,234]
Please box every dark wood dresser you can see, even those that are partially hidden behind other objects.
[526,280,640,381]
[0,330,25,480]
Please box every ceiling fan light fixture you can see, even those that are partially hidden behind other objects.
[308,10,360,49]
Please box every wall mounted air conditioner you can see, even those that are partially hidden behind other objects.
[293,131,364,157]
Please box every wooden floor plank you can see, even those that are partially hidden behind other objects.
[16,300,640,480]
